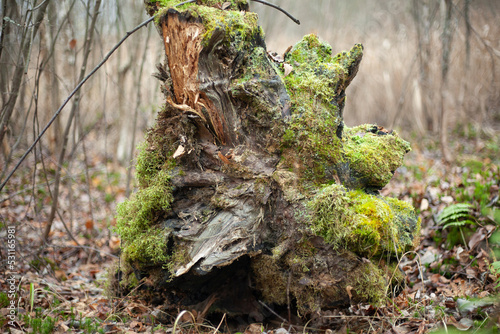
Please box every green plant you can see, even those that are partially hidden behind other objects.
[457,161,498,215]
[437,203,475,229]
[0,292,9,308]
[436,203,476,248]
[82,317,105,333]
[24,310,56,334]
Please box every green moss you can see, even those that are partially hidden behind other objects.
[197,0,248,10]
[383,261,406,293]
[251,255,288,305]
[351,261,386,304]
[308,184,419,258]
[343,124,411,189]
[115,130,176,265]
[385,197,422,250]
[191,6,259,48]
[307,184,354,246]
[151,0,249,11]
[332,43,364,73]
[277,35,364,185]
[115,168,173,264]
[163,245,191,279]
[135,140,174,188]
[286,34,333,64]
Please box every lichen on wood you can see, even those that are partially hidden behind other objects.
[112,0,421,318]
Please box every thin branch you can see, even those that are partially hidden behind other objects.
[176,0,196,6]
[0,15,155,192]
[251,0,300,25]
[257,300,289,324]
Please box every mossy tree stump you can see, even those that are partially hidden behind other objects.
[113,0,421,319]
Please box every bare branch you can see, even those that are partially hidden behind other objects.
[251,0,300,25]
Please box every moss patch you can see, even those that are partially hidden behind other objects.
[251,255,288,305]
[342,124,411,189]
[308,184,419,258]
[351,261,386,304]
[277,35,364,186]
[115,163,173,265]
[114,106,182,266]
[192,6,258,47]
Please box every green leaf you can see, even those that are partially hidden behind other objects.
[437,203,475,227]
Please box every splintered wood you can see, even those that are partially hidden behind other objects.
[161,12,227,145]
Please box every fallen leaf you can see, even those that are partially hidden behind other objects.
[129,321,142,329]
[448,317,473,331]
[284,63,293,77]
[85,219,94,230]
[468,228,486,250]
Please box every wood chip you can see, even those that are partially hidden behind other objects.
[173,145,186,159]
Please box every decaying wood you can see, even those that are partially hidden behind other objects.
[113,1,420,319]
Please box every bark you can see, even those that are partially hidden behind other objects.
[113,1,420,318]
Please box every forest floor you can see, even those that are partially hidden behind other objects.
[1,130,499,334]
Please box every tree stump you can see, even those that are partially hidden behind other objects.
[112,0,420,319]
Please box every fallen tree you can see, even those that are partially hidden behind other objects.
[110,0,421,320]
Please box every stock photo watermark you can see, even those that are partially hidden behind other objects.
[5,224,19,328]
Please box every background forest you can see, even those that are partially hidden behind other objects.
[0,0,499,333]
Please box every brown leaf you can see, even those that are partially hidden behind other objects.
[54,270,67,280]
[444,299,456,308]
[468,228,486,250]
[284,63,293,77]
[85,219,94,230]
[221,2,231,10]
[334,325,347,334]
[129,321,142,329]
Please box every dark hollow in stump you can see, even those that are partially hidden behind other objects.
[112,0,420,320]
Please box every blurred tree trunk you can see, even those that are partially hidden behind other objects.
[44,0,103,242]
[458,0,471,127]
[46,1,62,155]
[439,0,453,162]
[0,0,49,154]
[0,0,18,107]
[0,1,50,160]
[412,0,436,133]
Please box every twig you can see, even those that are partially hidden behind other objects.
[251,0,300,25]
[49,244,118,259]
[257,300,288,324]
[176,0,196,6]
